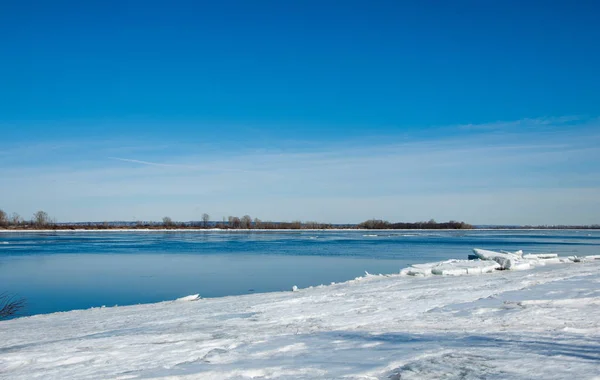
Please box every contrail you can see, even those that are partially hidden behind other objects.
[108,157,183,167]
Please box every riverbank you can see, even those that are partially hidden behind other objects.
[1,259,599,379]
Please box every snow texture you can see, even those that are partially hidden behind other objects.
[175,294,201,302]
[1,259,599,379]
[569,255,600,263]
[400,259,501,276]
[523,253,558,259]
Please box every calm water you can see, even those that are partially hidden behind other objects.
[1,230,599,316]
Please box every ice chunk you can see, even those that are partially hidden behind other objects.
[175,294,200,302]
[401,259,500,277]
[522,253,558,259]
[400,260,456,276]
[473,248,524,270]
[527,257,563,266]
[568,255,600,263]
[501,249,523,257]
[508,262,532,270]
[431,260,500,276]
[431,265,467,276]
[399,267,430,276]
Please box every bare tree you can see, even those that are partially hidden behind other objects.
[0,209,7,227]
[0,293,26,319]
[33,211,51,227]
[228,216,241,229]
[241,215,252,229]
[305,221,321,229]
[253,218,262,229]
[162,216,173,227]
[10,213,22,226]
[202,213,210,228]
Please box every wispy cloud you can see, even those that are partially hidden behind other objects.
[457,115,585,131]
[108,157,190,168]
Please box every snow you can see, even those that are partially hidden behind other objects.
[1,259,600,379]
[175,294,201,302]
[472,248,536,270]
[501,249,524,257]
[569,255,600,263]
[523,253,558,259]
[400,259,501,276]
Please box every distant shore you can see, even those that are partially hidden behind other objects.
[4,210,597,231]
[1,227,599,233]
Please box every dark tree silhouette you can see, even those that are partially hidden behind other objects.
[0,209,7,227]
[10,212,22,225]
[241,215,252,229]
[202,213,210,228]
[33,210,51,227]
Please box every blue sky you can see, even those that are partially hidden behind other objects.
[1,1,599,224]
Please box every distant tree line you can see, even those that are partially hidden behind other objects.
[210,216,333,230]
[2,208,599,230]
[495,224,600,230]
[0,210,335,230]
[357,219,473,229]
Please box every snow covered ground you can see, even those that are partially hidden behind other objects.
[1,259,600,379]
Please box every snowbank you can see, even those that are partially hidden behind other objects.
[1,258,599,379]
